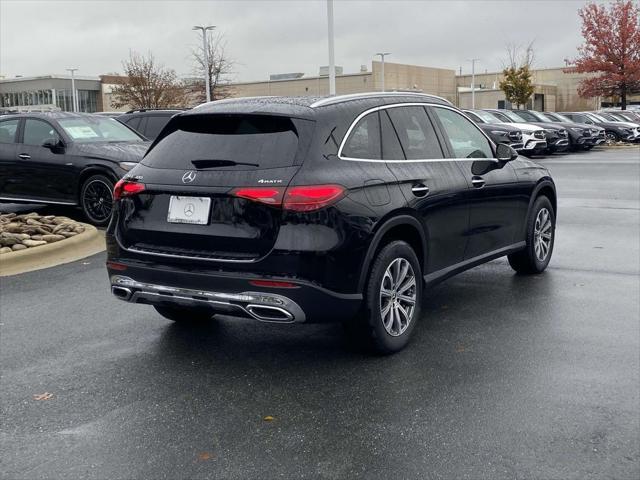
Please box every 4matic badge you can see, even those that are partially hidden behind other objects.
[257,179,283,184]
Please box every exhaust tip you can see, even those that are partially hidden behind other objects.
[246,304,294,323]
[112,286,132,301]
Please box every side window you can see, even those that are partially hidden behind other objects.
[432,107,493,159]
[123,116,142,131]
[23,119,61,147]
[342,112,381,159]
[380,110,405,160]
[0,119,19,143]
[386,106,443,159]
[144,115,170,140]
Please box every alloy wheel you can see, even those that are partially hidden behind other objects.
[534,207,553,262]
[83,179,113,223]
[379,257,416,336]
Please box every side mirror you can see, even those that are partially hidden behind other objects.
[42,138,64,153]
[496,142,518,161]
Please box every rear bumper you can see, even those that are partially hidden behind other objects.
[107,264,362,324]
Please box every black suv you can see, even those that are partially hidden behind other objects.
[560,112,639,143]
[0,112,149,225]
[117,109,183,140]
[462,109,523,150]
[513,110,600,151]
[486,109,569,154]
[107,93,557,353]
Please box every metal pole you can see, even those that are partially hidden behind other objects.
[327,0,336,96]
[66,68,78,112]
[193,25,215,103]
[375,53,391,92]
[468,58,480,109]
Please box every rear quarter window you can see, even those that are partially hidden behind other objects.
[143,114,305,170]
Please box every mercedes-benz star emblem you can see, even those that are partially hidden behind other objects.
[182,171,197,183]
[184,203,195,217]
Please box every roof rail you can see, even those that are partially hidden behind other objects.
[124,108,184,114]
[310,91,453,108]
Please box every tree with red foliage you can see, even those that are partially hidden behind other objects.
[570,0,640,110]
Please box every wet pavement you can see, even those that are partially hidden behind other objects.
[1,147,638,479]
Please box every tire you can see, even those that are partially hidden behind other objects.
[583,145,594,150]
[345,240,422,354]
[606,131,620,143]
[508,195,555,274]
[154,305,214,323]
[80,174,115,226]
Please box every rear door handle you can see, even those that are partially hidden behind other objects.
[18,153,31,160]
[411,183,429,197]
[471,176,485,188]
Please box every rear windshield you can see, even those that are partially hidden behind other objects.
[142,114,302,170]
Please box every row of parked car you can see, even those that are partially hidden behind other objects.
[0,101,638,229]
[462,108,640,158]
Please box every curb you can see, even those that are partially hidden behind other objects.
[0,224,105,277]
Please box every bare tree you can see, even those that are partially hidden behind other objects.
[190,30,235,102]
[504,41,535,69]
[111,51,188,109]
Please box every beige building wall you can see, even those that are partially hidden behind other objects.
[228,62,457,102]
[371,61,457,103]
[458,85,558,111]
[455,67,640,111]
[230,73,373,98]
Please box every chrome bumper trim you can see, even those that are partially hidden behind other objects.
[110,275,306,323]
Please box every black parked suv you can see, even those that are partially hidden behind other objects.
[0,112,149,225]
[560,112,639,143]
[462,110,524,150]
[486,109,569,154]
[513,109,601,151]
[107,93,557,353]
[117,109,183,140]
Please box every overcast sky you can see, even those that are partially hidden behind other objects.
[1,0,591,81]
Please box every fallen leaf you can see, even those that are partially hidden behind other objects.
[263,415,275,422]
[455,344,466,353]
[33,392,54,401]
[197,452,213,461]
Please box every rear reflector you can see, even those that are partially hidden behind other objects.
[106,261,128,271]
[231,184,344,212]
[249,279,299,289]
[114,179,146,200]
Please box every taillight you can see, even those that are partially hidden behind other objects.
[231,187,284,205]
[114,179,145,200]
[283,185,345,212]
[231,185,344,212]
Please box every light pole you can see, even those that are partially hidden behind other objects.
[193,25,216,102]
[468,58,480,109]
[375,53,391,92]
[326,0,336,96]
[66,68,78,112]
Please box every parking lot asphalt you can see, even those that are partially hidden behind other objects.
[1,147,639,480]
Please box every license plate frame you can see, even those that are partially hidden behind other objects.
[167,196,211,225]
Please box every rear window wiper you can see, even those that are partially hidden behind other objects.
[191,159,259,169]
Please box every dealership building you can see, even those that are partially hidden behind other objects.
[1,61,637,113]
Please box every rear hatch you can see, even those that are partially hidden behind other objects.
[115,113,313,262]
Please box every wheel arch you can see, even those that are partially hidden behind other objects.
[78,166,119,200]
[357,214,428,293]
[520,179,557,240]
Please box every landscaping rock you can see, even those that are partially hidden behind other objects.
[0,213,88,253]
